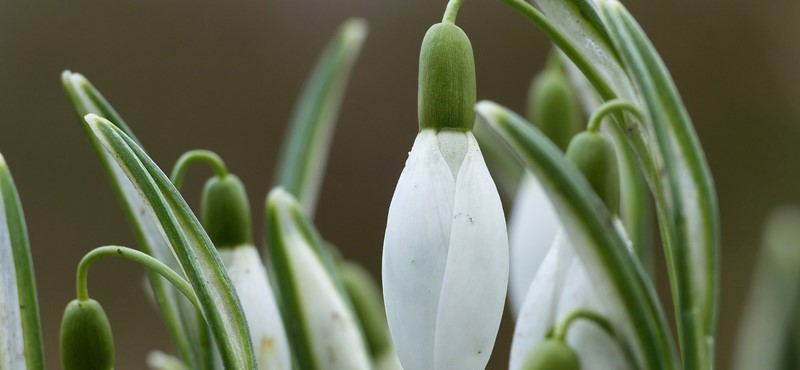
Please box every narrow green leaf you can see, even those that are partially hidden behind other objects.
[84,115,256,370]
[733,207,800,370]
[62,71,140,144]
[599,2,720,369]
[62,72,208,369]
[0,155,44,370]
[476,101,678,370]
[266,188,371,370]
[274,18,368,216]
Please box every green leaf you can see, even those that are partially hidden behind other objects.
[733,207,800,370]
[0,155,44,370]
[599,2,720,368]
[61,71,140,144]
[84,115,257,370]
[472,121,524,198]
[476,101,678,370]
[274,18,368,216]
[266,188,371,370]
[62,72,209,369]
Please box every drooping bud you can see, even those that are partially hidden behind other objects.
[60,299,114,370]
[565,131,619,213]
[527,65,582,152]
[521,339,580,370]
[201,174,253,249]
[418,22,476,132]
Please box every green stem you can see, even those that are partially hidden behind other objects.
[552,309,614,342]
[588,99,644,132]
[76,246,200,311]
[443,0,467,23]
[170,150,228,190]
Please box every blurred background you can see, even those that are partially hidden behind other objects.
[0,0,798,368]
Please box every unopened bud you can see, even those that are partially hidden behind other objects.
[522,339,580,370]
[60,299,114,370]
[566,131,619,213]
[418,22,476,132]
[201,174,253,248]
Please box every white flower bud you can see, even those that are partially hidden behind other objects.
[383,129,509,370]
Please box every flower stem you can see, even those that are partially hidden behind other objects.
[442,0,466,23]
[76,246,200,311]
[552,309,614,342]
[588,99,644,132]
[170,149,228,190]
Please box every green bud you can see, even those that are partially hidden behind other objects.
[60,299,114,370]
[418,22,476,132]
[566,131,619,213]
[527,66,582,152]
[522,339,581,370]
[340,261,392,358]
[201,174,253,249]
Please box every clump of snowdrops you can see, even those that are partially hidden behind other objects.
[0,1,797,370]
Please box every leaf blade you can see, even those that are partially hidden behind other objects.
[599,2,720,368]
[274,18,368,216]
[61,72,207,369]
[86,115,256,370]
[0,155,44,370]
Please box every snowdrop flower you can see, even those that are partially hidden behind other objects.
[382,18,508,370]
[201,174,291,370]
[510,130,635,370]
[509,63,582,318]
[510,233,632,370]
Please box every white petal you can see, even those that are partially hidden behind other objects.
[509,231,634,370]
[287,236,371,369]
[509,231,573,370]
[383,129,456,370]
[508,174,560,318]
[219,246,291,370]
[559,252,633,370]
[433,132,508,370]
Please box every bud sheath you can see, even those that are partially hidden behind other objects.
[60,299,114,370]
[418,23,476,132]
[566,132,619,213]
[201,174,253,248]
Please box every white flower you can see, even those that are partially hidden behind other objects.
[218,245,291,370]
[382,128,508,370]
[509,227,634,370]
[508,174,560,318]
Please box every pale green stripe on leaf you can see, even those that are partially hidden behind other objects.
[477,101,678,370]
[600,2,720,369]
[62,72,208,369]
[85,115,256,370]
[274,18,368,216]
[0,155,44,370]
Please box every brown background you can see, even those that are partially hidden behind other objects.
[0,0,798,369]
